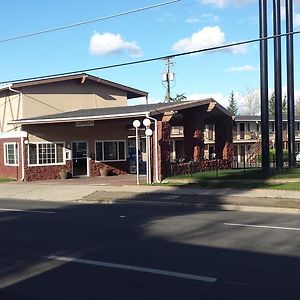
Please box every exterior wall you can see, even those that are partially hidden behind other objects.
[20,80,127,118]
[0,137,22,180]
[0,91,22,133]
[22,119,131,181]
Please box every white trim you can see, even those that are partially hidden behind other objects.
[94,140,127,162]
[8,112,149,125]
[28,141,65,166]
[0,131,27,139]
[3,142,19,166]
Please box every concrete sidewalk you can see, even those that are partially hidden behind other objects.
[0,175,299,214]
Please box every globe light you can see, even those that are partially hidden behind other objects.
[143,118,151,127]
[145,128,153,136]
[133,120,141,128]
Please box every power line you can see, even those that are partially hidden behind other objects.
[1,30,300,85]
[0,0,182,44]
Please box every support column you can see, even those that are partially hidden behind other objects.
[215,117,233,161]
[286,0,296,168]
[157,120,171,181]
[259,0,270,175]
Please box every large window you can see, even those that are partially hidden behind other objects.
[95,140,126,162]
[4,143,18,166]
[28,142,64,165]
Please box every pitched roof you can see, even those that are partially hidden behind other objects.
[0,73,148,99]
[9,98,230,125]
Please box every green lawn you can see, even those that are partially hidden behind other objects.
[0,177,15,183]
[164,168,300,191]
[168,168,300,181]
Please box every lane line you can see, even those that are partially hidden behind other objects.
[0,208,56,214]
[47,255,217,283]
[224,222,300,231]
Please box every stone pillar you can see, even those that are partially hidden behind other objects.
[215,116,233,161]
[156,120,171,181]
[183,111,204,161]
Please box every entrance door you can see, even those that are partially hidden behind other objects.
[72,141,88,176]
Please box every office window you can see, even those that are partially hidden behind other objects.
[29,142,64,165]
[95,140,126,162]
[4,143,18,166]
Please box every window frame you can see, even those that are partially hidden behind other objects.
[94,140,126,162]
[28,141,65,166]
[4,142,19,166]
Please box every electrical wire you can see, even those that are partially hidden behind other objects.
[1,30,299,85]
[0,0,182,44]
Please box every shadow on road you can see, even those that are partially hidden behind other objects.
[0,191,299,300]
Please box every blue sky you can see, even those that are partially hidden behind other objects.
[1,0,300,111]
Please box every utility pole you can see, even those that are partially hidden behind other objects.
[162,57,174,102]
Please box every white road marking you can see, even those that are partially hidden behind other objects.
[0,208,55,214]
[47,255,217,283]
[224,222,300,231]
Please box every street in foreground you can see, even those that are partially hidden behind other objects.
[0,198,299,299]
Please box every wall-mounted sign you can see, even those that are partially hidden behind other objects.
[75,120,94,127]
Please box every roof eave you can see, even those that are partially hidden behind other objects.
[8,111,149,125]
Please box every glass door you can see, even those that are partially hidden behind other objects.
[72,141,88,176]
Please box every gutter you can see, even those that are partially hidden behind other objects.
[8,111,150,125]
[8,85,25,181]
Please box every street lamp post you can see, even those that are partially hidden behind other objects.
[143,118,152,184]
[132,120,141,185]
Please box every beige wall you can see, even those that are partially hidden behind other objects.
[24,119,130,154]
[20,80,128,118]
[0,92,22,133]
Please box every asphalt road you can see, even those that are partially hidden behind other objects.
[0,198,299,300]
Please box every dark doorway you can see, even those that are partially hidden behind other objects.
[72,141,88,176]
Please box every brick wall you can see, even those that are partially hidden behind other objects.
[0,138,22,180]
[170,159,232,176]
[90,160,129,176]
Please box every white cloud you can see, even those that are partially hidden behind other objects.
[89,32,142,57]
[224,65,256,72]
[200,0,255,8]
[294,13,300,27]
[185,17,199,24]
[186,93,228,107]
[172,26,247,54]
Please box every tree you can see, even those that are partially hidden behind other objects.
[269,92,288,116]
[282,95,287,115]
[241,87,260,115]
[226,91,238,115]
[172,93,186,102]
[269,92,275,116]
[295,97,300,116]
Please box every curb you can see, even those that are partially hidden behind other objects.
[79,198,300,214]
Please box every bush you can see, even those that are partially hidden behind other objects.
[258,149,288,162]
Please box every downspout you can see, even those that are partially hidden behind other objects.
[9,86,25,181]
[146,112,159,183]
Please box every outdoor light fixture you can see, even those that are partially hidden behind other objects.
[145,126,153,184]
[133,120,141,185]
[143,118,151,127]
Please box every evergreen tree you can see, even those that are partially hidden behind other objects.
[269,93,287,116]
[226,91,238,115]
[282,95,287,115]
[269,92,275,116]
